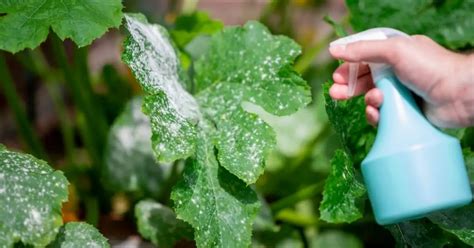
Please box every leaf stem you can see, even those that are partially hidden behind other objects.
[274,209,319,226]
[84,196,100,226]
[0,53,47,159]
[288,122,332,170]
[294,15,349,74]
[294,35,332,74]
[159,160,183,205]
[270,181,325,213]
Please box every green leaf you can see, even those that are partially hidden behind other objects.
[323,15,348,37]
[0,146,69,247]
[122,14,309,248]
[462,128,474,151]
[103,97,171,198]
[171,127,260,248]
[0,0,123,53]
[463,148,474,184]
[319,150,366,223]
[311,230,363,248]
[385,219,450,248]
[48,222,109,248]
[195,21,311,183]
[171,11,223,48]
[135,199,193,248]
[429,204,474,246]
[122,13,200,163]
[346,0,474,49]
[323,82,375,165]
[253,193,278,232]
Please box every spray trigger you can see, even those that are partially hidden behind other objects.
[348,63,359,97]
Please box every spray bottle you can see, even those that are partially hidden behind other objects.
[330,28,472,225]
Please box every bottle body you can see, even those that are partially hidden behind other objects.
[361,71,472,225]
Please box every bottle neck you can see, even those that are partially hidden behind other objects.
[369,64,392,82]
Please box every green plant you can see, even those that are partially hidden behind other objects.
[0,1,125,246]
[0,145,107,247]
[121,13,310,247]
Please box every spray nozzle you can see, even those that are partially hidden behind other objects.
[329,28,410,97]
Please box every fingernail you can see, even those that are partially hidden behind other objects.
[329,45,346,57]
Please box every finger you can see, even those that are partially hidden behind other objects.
[329,37,409,64]
[364,88,384,108]
[333,62,370,84]
[366,105,380,126]
[329,83,349,100]
[330,73,374,99]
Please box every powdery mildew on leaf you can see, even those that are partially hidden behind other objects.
[122,14,200,162]
[171,126,260,248]
[319,150,366,223]
[194,21,311,184]
[197,83,275,184]
[48,222,109,248]
[135,199,193,248]
[103,97,171,197]
[0,0,123,53]
[122,14,310,248]
[0,146,68,247]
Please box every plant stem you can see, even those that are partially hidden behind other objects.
[289,122,332,170]
[73,45,109,155]
[275,209,319,226]
[294,35,332,74]
[51,41,112,221]
[159,160,183,205]
[0,53,47,159]
[50,36,104,166]
[18,50,76,165]
[84,195,99,226]
[294,15,349,74]
[271,181,325,213]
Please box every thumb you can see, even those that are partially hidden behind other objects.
[329,37,410,65]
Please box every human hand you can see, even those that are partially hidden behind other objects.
[328,35,474,128]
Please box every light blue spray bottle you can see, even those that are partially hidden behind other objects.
[330,28,472,225]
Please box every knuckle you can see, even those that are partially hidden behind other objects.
[346,42,362,61]
[386,38,405,64]
[412,34,431,42]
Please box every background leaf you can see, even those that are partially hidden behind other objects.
[429,204,474,246]
[0,0,123,53]
[135,199,193,248]
[103,97,172,198]
[346,0,474,49]
[48,222,109,248]
[170,11,224,49]
[385,219,451,248]
[311,230,363,248]
[0,146,68,247]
